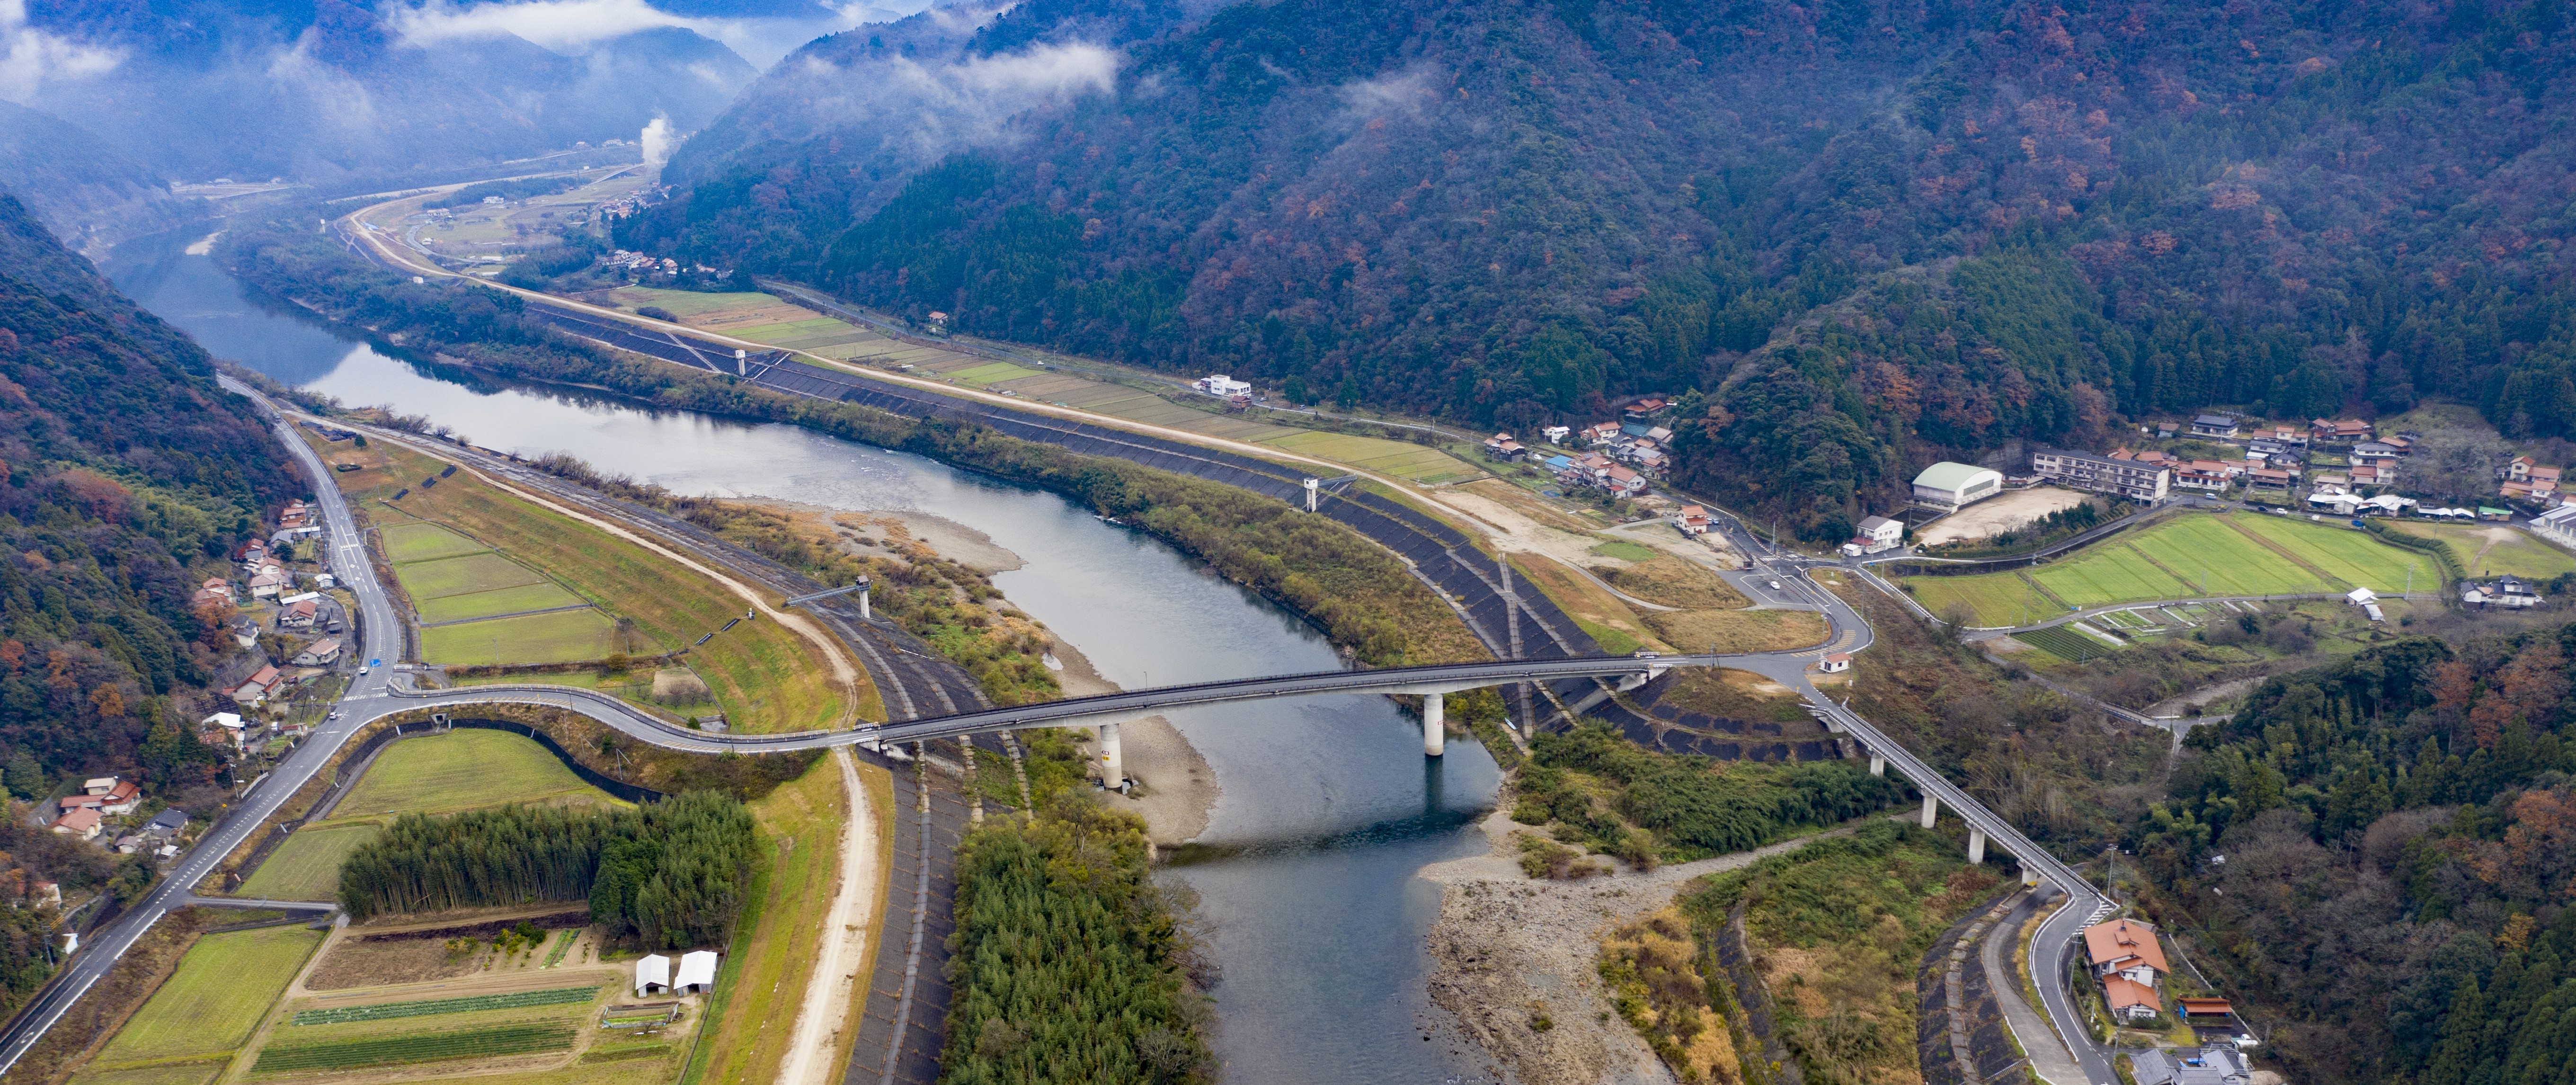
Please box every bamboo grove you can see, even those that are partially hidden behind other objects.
[336,793,755,949]
[939,796,1210,1085]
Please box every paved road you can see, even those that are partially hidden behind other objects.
[0,383,408,1076]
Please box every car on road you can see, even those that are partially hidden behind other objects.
[1768,579,1784,591]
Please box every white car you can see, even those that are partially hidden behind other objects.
[1767,579,1784,591]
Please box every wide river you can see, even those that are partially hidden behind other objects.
[108,226,1503,1083]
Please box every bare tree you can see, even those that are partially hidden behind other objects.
[2407,423,2513,503]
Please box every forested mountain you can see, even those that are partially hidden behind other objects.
[627,0,2576,537]
[0,102,191,257]
[0,187,296,784]
[10,0,757,185]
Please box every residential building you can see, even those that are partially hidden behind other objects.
[2190,414,2240,438]
[2532,466,2563,494]
[2349,463,2391,487]
[1911,462,2005,509]
[2156,422,2180,439]
[2248,469,2293,490]
[2174,466,2230,491]
[1541,425,1571,445]
[50,808,98,841]
[1603,465,1648,498]
[2464,578,2544,610]
[98,780,139,816]
[1841,515,1904,556]
[2129,1047,2255,1085]
[2353,440,2402,462]
[1672,505,1712,537]
[1481,433,1528,462]
[2083,919,2170,984]
[2244,438,2292,461]
[1191,374,1251,397]
[292,638,342,667]
[1582,422,1623,447]
[2311,418,2374,443]
[278,599,319,628]
[2506,455,2537,482]
[231,665,283,706]
[248,571,287,598]
[1622,397,1670,421]
[2104,976,2163,1023]
[2031,448,2172,502]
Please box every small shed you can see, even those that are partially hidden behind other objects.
[1818,653,1852,673]
[2345,587,2377,606]
[675,950,719,993]
[635,954,671,996]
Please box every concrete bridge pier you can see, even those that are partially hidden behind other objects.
[1097,721,1125,789]
[1920,794,1939,828]
[1422,693,1446,757]
[2021,867,2041,887]
[1968,828,1986,864]
[1869,755,1885,776]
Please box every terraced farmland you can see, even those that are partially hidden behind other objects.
[2013,624,2117,661]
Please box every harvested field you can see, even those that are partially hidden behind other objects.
[1914,487,2089,545]
[96,926,322,1063]
[66,1065,223,1085]
[1643,608,1826,653]
[304,935,479,990]
[1604,555,1749,610]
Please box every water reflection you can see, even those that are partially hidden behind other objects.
[106,225,1499,1084]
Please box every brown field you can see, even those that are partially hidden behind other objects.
[1507,553,1666,655]
[1605,555,1750,610]
[1915,486,2090,545]
[1643,608,1828,654]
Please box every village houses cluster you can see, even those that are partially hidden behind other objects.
[2080,917,2258,1083]
[191,498,355,757]
[1482,396,1678,500]
[41,774,188,860]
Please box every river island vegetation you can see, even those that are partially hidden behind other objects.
[940,795,1212,1085]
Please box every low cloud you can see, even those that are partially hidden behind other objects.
[0,0,119,103]
[1336,66,1443,125]
[391,0,702,52]
[830,40,1118,155]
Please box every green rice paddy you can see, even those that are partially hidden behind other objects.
[1906,513,2437,627]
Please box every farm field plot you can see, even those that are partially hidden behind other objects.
[95,926,322,1063]
[1903,574,2061,628]
[1254,429,1484,483]
[395,552,548,599]
[67,1065,223,1085]
[253,1021,577,1073]
[2233,516,2433,593]
[421,608,617,665]
[415,582,586,624]
[332,729,620,819]
[600,287,777,319]
[947,362,1047,386]
[379,522,488,562]
[2029,545,2194,608]
[2393,523,2576,580]
[236,823,380,900]
[2016,624,2115,661]
[2126,516,2322,596]
[292,987,600,1025]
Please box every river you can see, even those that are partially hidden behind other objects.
[107,225,1505,1084]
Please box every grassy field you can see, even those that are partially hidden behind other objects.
[379,522,489,562]
[685,755,889,1084]
[1589,539,1659,562]
[236,823,381,901]
[1905,513,2437,625]
[419,608,618,664]
[1251,429,1483,484]
[2014,624,2117,661]
[332,729,620,820]
[1508,554,1666,654]
[2392,522,2576,580]
[253,1022,578,1072]
[95,926,323,1063]
[324,435,854,731]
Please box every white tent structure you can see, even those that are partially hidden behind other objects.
[635,954,671,996]
[675,950,719,993]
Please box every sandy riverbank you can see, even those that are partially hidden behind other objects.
[1050,637,1218,845]
[752,499,1221,844]
[1418,808,1857,1085]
